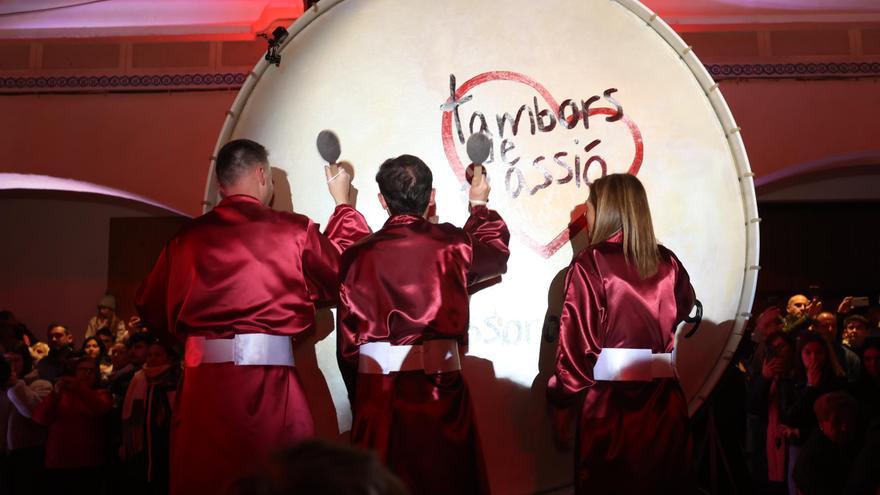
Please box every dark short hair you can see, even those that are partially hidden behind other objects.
[216,139,269,187]
[6,342,34,375]
[813,391,857,422]
[375,154,433,215]
[47,323,68,336]
[844,314,869,327]
[129,332,156,348]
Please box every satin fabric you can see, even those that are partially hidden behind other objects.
[547,231,696,494]
[337,205,509,495]
[136,195,371,340]
[135,195,370,495]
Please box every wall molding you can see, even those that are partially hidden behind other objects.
[708,61,880,80]
[2,62,880,94]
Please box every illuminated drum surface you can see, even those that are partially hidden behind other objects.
[207,0,759,491]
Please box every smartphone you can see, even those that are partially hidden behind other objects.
[851,296,870,308]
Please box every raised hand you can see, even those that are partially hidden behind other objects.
[469,169,490,205]
[325,165,352,206]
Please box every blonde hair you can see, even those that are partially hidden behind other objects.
[589,174,660,279]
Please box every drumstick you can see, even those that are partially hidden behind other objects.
[466,132,492,184]
[316,130,342,176]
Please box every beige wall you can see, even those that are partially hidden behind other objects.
[1,90,236,217]
[0,191,173,345]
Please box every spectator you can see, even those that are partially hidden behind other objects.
[5,343,38,384]
[235,440,408,495]
[108,344,129,379]
[32,357,113,493]
[81,336,106,361]
[811,311,859,382]
[85,294,127,343]
[782,294,818,334]
[35,324,73,383]
[0,311,36,347]
[780,331,846,493]
[842,315,871,352]
[4,344,51,495]
[81,336,111,381]
[96,329,115,356]
[793,391,859,495]
[109,333,154,407]
[848,337,880,426]
[748,331,796,495]
[121,342,180,495]
[845,416,880,495]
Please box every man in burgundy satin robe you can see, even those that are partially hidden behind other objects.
[136,139,370,495]
[336,155,509,495]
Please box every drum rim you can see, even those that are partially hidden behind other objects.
[207,0,760,416]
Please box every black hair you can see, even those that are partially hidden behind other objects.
[764,330,795,361]
[81,336,108,362]
[795,331,839,379]
[375,154,433,216]
[129,332,156,348]
[47,322,68,336]
[215,139,269,187]
[7,342,34,375]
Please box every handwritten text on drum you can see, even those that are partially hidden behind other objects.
[441,72,643,199]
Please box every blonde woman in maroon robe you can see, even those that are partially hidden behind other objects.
[336,154,510,495]
[547,173,697,494]
[135,139,370,495]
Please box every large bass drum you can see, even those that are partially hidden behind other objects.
[207,0,759,491]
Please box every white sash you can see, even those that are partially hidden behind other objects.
[185,334,295,367]
[358,340,461,374]
[593,347,675,381]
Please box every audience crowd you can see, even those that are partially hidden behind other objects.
[0,295,177,495]
[745,294,880,495]
[0,290,877,495]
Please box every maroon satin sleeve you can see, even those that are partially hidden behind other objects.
[323,204,372,252]
[547,258,604,407]
[463,205,511,285]
[302,205,371,306]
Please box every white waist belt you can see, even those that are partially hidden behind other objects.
[185,334,295,367]
[593,347,675,381]
[358,340,461,375]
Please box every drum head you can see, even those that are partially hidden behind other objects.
[208,0,759,491]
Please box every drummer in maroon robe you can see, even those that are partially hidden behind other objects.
[135,138,370,495]
[547,173,697,494]
[336,154,509,495]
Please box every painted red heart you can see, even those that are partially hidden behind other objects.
[441,71,644,258]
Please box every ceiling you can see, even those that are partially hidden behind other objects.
[0,0,879,40]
